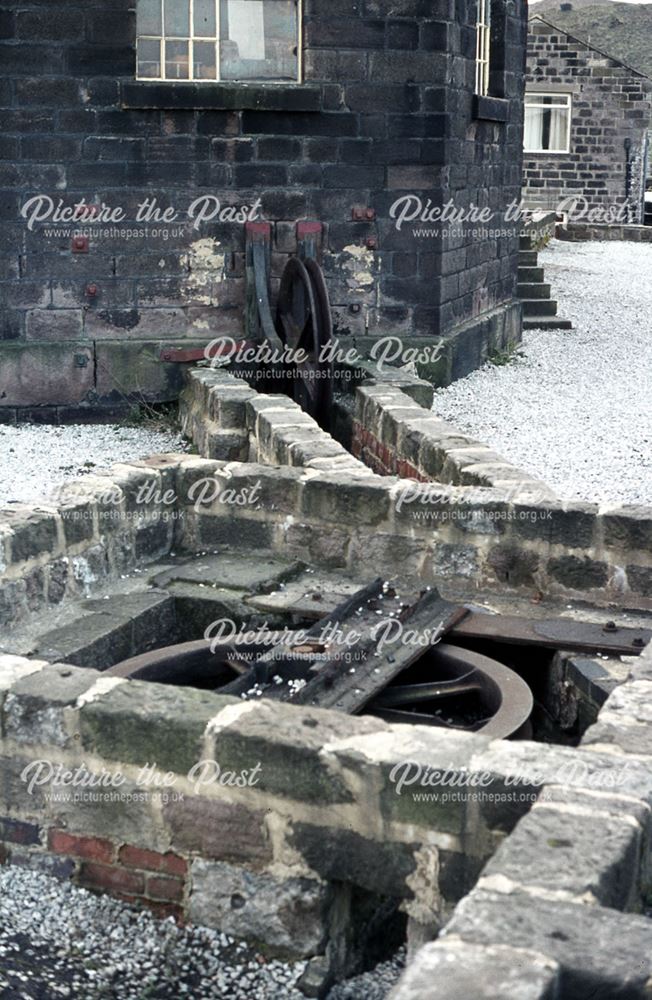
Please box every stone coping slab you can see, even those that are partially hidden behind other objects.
[1,447,651,633]
[391,638,652,999]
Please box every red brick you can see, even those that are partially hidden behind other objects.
[78,862,145,896]
[49,829,115,864]
[146,874,185,902]
[118,844,187,877]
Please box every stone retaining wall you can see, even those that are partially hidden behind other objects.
[2,445,651,635]
[557,223,652,243]
[0,453,183,629]
[177,368,652,607]
[391,640,652,1000]
[3,649,652,980]
[2,444,651,635]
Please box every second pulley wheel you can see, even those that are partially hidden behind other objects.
[275,256,333,428]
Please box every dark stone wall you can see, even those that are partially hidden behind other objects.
[523,17,652,222]
[0,0,527,411]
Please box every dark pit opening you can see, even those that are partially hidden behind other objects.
[90,588,607,747]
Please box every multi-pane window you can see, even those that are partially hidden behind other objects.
[475,0,491,96]
[136,0,300,82]
[524,93,572,153]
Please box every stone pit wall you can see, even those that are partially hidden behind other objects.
[1,372,651,635]
[392,638,652,1000]
[0,633,651,981]
[0,655,512,954]
[178,367,652,607]
[3,646,652,980]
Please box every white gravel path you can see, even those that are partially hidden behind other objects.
[433,240,652,505]
[0,866,403,1000]
[0,423,189,507]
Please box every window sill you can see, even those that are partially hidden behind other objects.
[473,95,510,123]
[121,81,321,112]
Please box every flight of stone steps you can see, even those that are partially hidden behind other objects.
[518,234,572,330]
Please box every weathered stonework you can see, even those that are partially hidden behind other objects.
[176,368,652,607]
[523,16,652,221]
[2,639,652,989]
[0,0,527,413]
[391,638,652,1000]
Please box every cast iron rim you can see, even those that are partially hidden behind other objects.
[275,256,333,428]
[107,638,533,739]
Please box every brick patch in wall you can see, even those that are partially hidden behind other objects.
[1,825,189,923]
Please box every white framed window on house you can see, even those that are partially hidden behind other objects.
[524,93,572,153]
[136,0,300,82]
[475,0,491,96]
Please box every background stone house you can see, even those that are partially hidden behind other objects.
[522,14,652,222]
[0,0,527,417]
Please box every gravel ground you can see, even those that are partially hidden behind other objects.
[433,240,652,505]
[0,423,188,507]
[0,867,404,1000]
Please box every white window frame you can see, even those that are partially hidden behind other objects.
[136,0,302,83]
[475,0,491,97]
[524,92,572,154]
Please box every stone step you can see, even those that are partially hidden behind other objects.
[522,298,558,317]
[523,315,573,330]
[519,235,534,250]
[518,265,545,283]
[518,250,539,267]
[517,282,552,300]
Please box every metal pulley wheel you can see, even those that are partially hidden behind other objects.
[367,643,534,739]
[275,256,333,428]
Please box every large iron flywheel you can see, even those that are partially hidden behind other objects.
[275,256,333,428]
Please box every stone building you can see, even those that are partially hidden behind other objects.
[0,0,528,417]
[523,15,652,222]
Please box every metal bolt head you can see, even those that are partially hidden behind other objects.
[603,621,617,632]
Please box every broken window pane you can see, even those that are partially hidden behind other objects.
[165,39,190,79]
[220,0,298,81]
